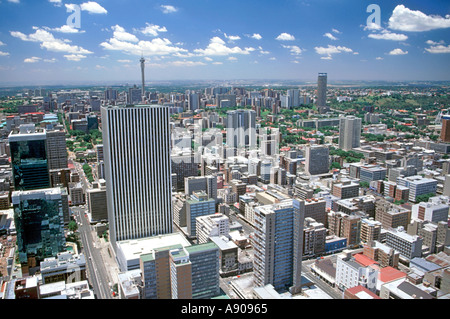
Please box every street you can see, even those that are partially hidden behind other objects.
[73,206,114,299]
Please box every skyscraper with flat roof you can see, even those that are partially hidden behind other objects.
[226,109,256,150]
[9,124,51,191]
[253,199,305,293]
[12,187,66,272]
[305,145,329,175]
[339,115,362,151]
[440,115,450,142]
[101,104,173,251]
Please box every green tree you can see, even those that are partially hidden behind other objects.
[68,220,78,232]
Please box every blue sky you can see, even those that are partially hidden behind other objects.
[0,0,449,85]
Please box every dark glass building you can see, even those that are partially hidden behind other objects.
[9,125,50,190]
[12,187,66,272]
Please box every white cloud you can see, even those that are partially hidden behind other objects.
[160,5,178,14]
[323,33,338,41]
[224,33,241,42]
[0,41,5,46]
[212,62,223,65]
[227,56,237,61]
[0,51,10,56]
[46,25,85,34]
[376,57,384,60]
[80,1,107,14]
[101,25,188,57]
[282,45,303,56]
[140,23,168,37]
[44,58,57,63]
[111,25,139,42]
[388,5,450,32]
[388,48,408,55]
[48,0,62,6]
[64,54,87,61]
[258,46,270,55]
[249,33,262,40]
[425,40,450,54]
[276,33,295,41]
[10,28,92,55]
[364,22,382,31]
[7,0,20,3]
[320,56,333,60]
[314,45,353,57]
[169,60,206,67]
[117,59,132,63]
[367,29,408,41]
[332,28,341,34]
[24,57,41,63]
[194,37,255,56]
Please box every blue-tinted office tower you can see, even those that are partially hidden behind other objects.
[9,125,50,191]
[12,187,66,273]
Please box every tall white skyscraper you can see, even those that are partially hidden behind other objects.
[339,115,362,151]
[226,109,256,150]
[101,105,173,251]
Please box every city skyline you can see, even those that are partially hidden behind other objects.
[0,0,449,85]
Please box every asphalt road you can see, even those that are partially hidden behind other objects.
[73,207,113,299]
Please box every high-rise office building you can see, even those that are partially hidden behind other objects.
[185,191,215,238]
[188,93,200,111]
[12,187,66,272]
[9,124,51,191]
[87,180,108,222]
[46,128,68,170]
[101,104,173,251]
[339,115,362,151]
[226,109,256,150]
[440,115,450,143]
[305,145,329,175]
[317,73,328,113]
[252,199,305,293]
[127,85,142,104]
[287,89,300,108]
[169,242,220,299]
[104,88,118,102]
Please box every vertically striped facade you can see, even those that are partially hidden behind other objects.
[101,105,173,249]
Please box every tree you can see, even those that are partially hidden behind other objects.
[330,162,341,170]
[415,192,435,203]
[68,220,78,232]
[360,181,370,188]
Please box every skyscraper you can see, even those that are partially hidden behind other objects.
[9,124,51,191]
[46,128,68,170]
[252,199,305,293]
[140,57,146,103]
[12,187,66,273]
[305,145,329,175]
[226,109,256,150]
[339,115,362,151]
[317,73,328,113]
[101,104,173,251]
[440,115,450,143]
